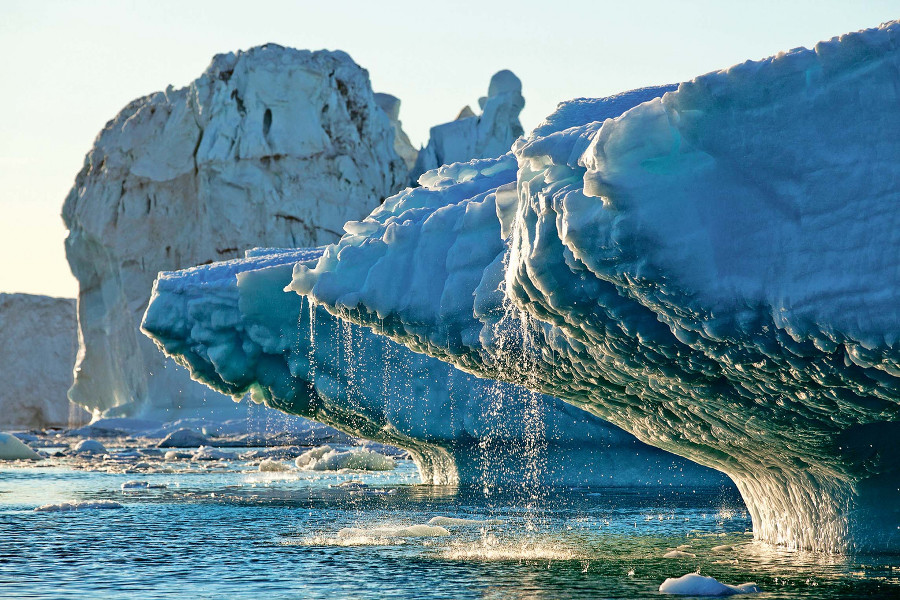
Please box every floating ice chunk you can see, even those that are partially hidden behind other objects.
[73,439,107,455]
[659,573,760,596]
[428,516,498,527]
[337,524,450,539]
[711,545,735,552]
[0,432,42,460]
[34,500,124,512]
[295,446,395,471]
[191,446,233,461]
[664,550,697,558]
[294,445,333,469]
[157,428,210,448]
[240,447,304,460]
[258,459,291,472]
[164,450,192,461]
[121,480,150,489]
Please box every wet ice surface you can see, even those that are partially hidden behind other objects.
[2,438,899,599]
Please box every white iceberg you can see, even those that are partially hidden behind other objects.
[63,45,409,421]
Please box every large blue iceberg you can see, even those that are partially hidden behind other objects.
[285,23,900,552]
[145,21,899,552]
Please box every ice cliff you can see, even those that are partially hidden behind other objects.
[374,93,419,172]
[63,45,408,418]
[142,245,725,487]
[409,70,525,184]
[288,23,900,552]
[0,294,85,428]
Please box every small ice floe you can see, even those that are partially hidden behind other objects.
[428,516,499,527]
[191,446,233,461]
[0,432,42,460]
[164,450,192,461]
[295,446,395,471]
[337,524,450,539]
[711,544,735,552]
[157,428,210,448]
[72,439,107,455]
[121,480,167,489]
[659,573,760,596]
[258,459,291,472]
[34,500,124,512]
[663,550,697,558]
[122,480,149,489]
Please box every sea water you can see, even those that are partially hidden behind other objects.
[1,446,898,599]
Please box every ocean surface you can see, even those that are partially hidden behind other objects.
[2,444,898,599]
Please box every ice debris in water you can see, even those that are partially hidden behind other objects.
[121,480,167,489]
[73,439,107,455]
[295,446,395,471]
[191,446,234,461]
[258,459,291,472]
[337,525,450,539]
[34,500,124,512]
[427,516,499,527]
[663,550,697,558]
[157,428,210,448]
[659,573,760,596]
[0,433,42,460]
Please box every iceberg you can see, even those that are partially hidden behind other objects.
[286,22,900,552]
[0,293,84,428]
[63,45,409,419]
[409,70,527,184]
[142,242,725,487]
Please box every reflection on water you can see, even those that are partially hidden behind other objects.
[1,452,898,599]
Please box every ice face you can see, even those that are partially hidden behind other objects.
[289,22,900,552]
[0,294,81,428]
[142,245,727,488]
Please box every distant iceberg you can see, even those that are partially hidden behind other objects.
[285,22,900,552]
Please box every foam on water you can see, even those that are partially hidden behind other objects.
[437,533,583,562]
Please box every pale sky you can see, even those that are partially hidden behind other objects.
[1,0,896,298]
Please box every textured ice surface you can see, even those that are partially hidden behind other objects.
[288,23,900,552]
[0,294,83,428]
[659,573,760,596]
[63,45,408,420]
[143,242,726,487]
